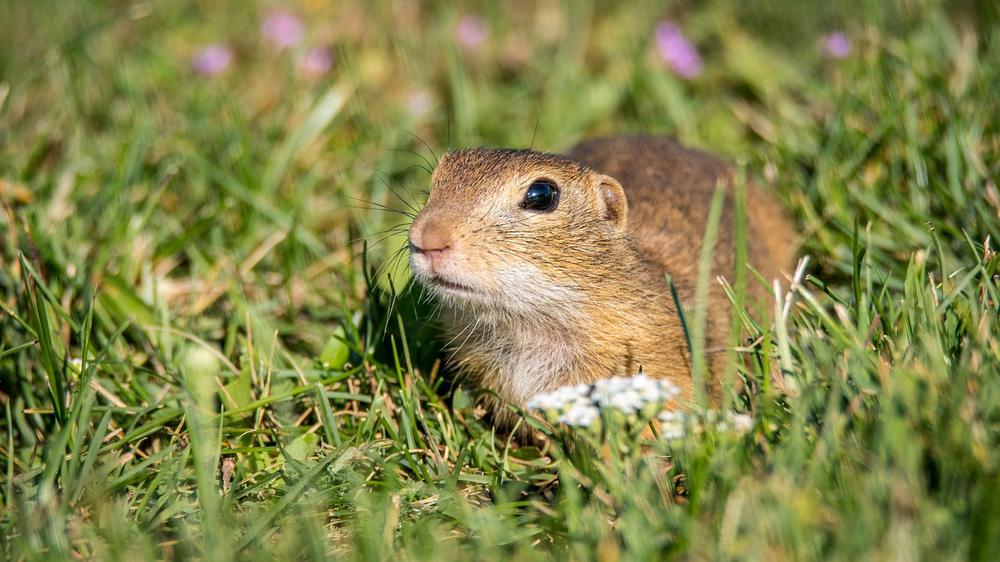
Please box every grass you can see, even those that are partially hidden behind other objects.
[1,0,998,559]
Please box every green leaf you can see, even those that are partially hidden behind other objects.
[319,326,350,369]
[284,433,319,464]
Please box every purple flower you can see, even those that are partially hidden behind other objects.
[299,46,333,77]
[455,15,487,50]
[261,10,304,49]
[191,44,233,76]
[655,21,702,79]
[822,31,851,59]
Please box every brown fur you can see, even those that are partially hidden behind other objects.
[408,134,797,424]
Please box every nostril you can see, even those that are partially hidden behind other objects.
[409,239,451,257]
[410,219,453,255]
[424,246,450,258]
[421,223,453,253]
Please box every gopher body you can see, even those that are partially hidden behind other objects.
[407,135,796,420]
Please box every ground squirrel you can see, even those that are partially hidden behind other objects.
[408,135,797,423]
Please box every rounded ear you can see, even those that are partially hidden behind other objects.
[596,174,628,229]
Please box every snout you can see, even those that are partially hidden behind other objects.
[408,213,455,275]
[408,212,488,298]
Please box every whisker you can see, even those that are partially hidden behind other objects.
[529,113,541,151]
[346,195,418,219]
[399,129,440,167]
[353,222,411,241]
[386,148,432,176]
[347,142,425,216]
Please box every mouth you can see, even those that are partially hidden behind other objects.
[426,276,479,297]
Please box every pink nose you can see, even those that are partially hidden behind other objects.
[409,218,453,259]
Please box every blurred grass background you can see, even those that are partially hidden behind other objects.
[1,0,998,560]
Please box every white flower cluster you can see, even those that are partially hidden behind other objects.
[657,410,687,440]
[526,374,682,427]
[525,383,599,427]
[525,375,755,439]
[591,374,682,413]
[658,409,754,441]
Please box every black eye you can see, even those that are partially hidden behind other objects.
[520,180,559,212]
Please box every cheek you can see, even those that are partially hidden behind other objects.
[493,263,579,305]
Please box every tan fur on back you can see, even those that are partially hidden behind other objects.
[408,134,797,423]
